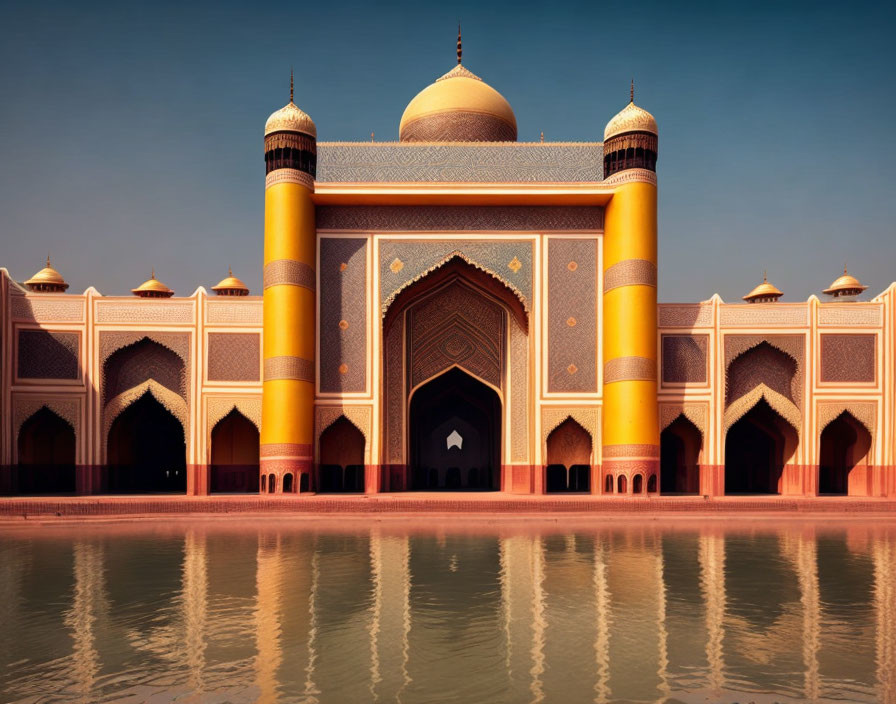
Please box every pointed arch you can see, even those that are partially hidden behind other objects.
[103,379,189,450]
[725,398,798,495]
[723,384,801,434]
[661,413,702,495]
[210,408,260,493]
[819,411,873,496]
[318,415,366,493]
[16,407,76,494]
[545,417,593,493]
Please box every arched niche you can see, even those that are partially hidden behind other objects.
[545,417,592,493]
[725,398,798,495]
[660,414,702,495]
[210,409,259,493]
[819,411,873,496]
[17,407,76,494]
[319,415,366,493]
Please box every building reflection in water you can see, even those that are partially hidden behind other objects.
[0,523,894,703]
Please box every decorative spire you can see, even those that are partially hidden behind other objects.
[457,23,462,64]
[47,253,51,268]
[228,266,233,277]
[290,67,294,103]
[630,79,634,103]
[763,270,767,282]
[151,267,156,280]
[540,131,544,143]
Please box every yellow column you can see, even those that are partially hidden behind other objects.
[261,175,316,493]
[602,177,659,493]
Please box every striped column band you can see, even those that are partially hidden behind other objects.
[603,258,657,293]
[263,259,315,290]
[602,444,660,459]
[265,168,314,190]
[604,356,657,383]
[264,356,314,382]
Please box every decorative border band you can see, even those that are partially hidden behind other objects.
[603,168,657,186]
[604,258,657,293]
[602,459,659,474]
[602,444,660,459]
[260,443,313,458]
[604,356,657,383]
[259,458,313,473]
[263,356,314,382]
[263,259,315,290]
[265,168,314,190]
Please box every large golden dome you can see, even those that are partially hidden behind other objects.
[399,49,517,143]
[24,256,68,292]
[604,100,658,140]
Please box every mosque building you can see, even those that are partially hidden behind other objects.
[1,36,894,500]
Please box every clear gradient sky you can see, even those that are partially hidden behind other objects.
[1,0,894,301]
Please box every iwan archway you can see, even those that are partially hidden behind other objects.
[382,256,526,491]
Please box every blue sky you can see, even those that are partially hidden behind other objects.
[1,0,893,301]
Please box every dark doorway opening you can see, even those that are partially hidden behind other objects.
[545,418,592,493]
[210,409,259,493]
[106,392,186,493]
[318,416,365,493]
[660,415,702,494]
[725,399,796,495]
[17,407,76,494]
[409,367,500,490]
[819,413,871,495]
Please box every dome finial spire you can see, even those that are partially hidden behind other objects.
[630,79,634,103]
[457,23,462,64]
[290,67,294,103]
[46,252,51,268]
[763,269,767,282]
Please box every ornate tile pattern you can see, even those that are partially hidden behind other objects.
[604,356,656,383]
[400,112,516,142]
[317,206,603,232]
[725,335,804,409]
[100,332,191,409]
[818,304,882,327]
[319,238,367,393]
[10,296,84,323]
[207,333,260,382]
[17,330,79,380]
[408,281,504,390]
[380,240,533,313]
[817,402,876,435]
[206,300,263,325]
[96,301,194,324]
[658,304,713,328]
[659,403,707,436]
[104,338,187,403]
[661,335,708,384]
[316,143,603,183]
[541,408,600,452]
[720,304,807,327]
[385,315,404,464]
[603,259,657,293]
[548,238,597,392]
[510,319,528,461]
[820,334,876,383]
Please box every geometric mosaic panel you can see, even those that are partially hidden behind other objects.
[661,335,708,384]
[820,334,876,383]
[207,333,260,382]
[17,329,79,380]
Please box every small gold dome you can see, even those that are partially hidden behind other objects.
[604,100,658,140]
[743,273,783,303]
[399,63,517,142]
[823,267,867,297]
[264,100,316,138]
[212,268,249,296]
[132,269,174,298]
[24,256,68,293]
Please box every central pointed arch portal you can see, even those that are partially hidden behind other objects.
[382,256,526,492]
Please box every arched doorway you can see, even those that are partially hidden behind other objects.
[106,392,186,493]
[210,409,259,493]
[819,412,872,495]
[660,415,702,494]
[409,367,501,491]
[725,399,797,494]
[17,407,76,494]
[319,416,366,493]
[545,418,592,493]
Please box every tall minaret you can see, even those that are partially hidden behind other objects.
[600,82,660,494]
[260,72,317,493]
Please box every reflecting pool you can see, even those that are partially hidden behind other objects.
[1,519,894,703]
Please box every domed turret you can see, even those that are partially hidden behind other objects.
[399,28,517,142]
[823,266,867,299]
[264,71,317,181]
[743,272,782,303]
[132,269,174,298]
[24,255,69,293]
[603,82,658,177]
[212,268,249,296]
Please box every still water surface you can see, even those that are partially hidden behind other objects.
[1,519,894,703]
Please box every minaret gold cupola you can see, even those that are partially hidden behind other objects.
[603,81,658,177]
[132,269,174,298]
[24,255,69,293]
[212,268,249,296]
[264,70,317,180]
[743,272,783,303]
[823,266,867,299]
